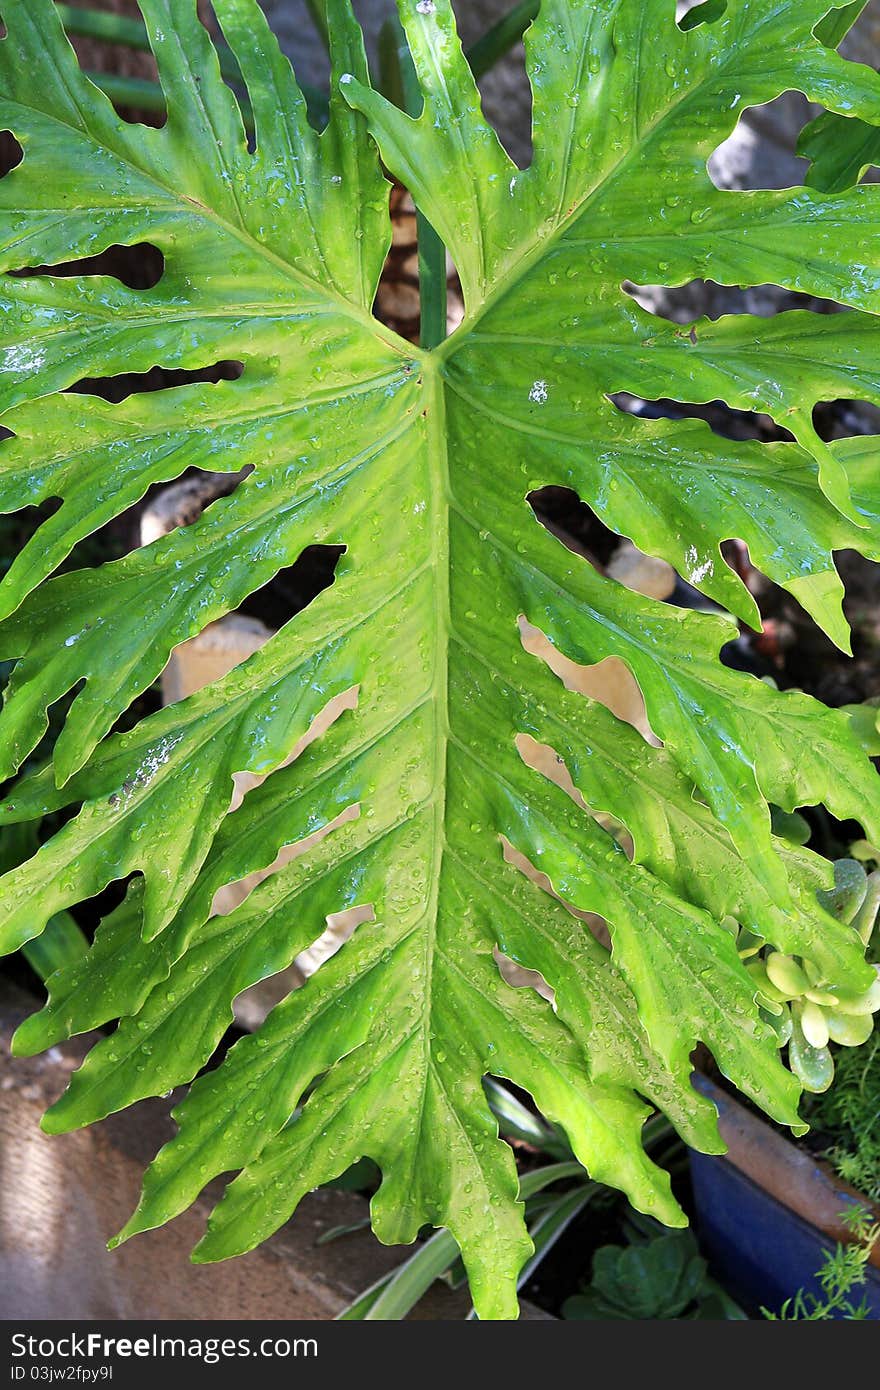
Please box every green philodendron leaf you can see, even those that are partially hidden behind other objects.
[1,0,879,1320]
[799,109,880,194]
[798,0,879,194]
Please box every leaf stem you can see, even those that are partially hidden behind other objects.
[82,69,168,117]
[415,218,447,351]
[55,3,242,84]
[84,69,261,131]
[56,4,328,126]
[22,911,88,982]
[464,0,539,81]
[384,0,543,349]
[55,2,150,49]
[302,0,331,55]
[383,16,448,348]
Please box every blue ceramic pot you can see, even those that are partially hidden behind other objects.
[689,1076,880,1319]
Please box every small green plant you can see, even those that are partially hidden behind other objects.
[763,1208,880,1320]
[805,1031,880,1201]
[2,0,880,1320]
[782,843,880,1191]
[562,1226,743,1320]
[735,858,880,1094]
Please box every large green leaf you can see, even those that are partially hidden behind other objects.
[0,0,879,1319]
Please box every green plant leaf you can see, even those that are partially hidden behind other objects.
[1,0,879,1320]
[795,2,879,195]
[563,1230,711,1320]
[799,109,880,194]
[812,0,871,47]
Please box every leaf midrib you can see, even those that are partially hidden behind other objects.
[421,355,451,1101]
